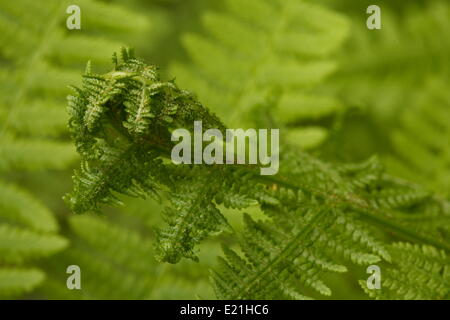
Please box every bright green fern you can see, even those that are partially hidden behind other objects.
[171,0,349,149]
[65,50,450,299]
[327,0,450,126]
[0,0,151,298]
[0,181,68,298]
[383,78,450,198]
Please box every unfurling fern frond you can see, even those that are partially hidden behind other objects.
[65,49,228,263]
[171,0,349,149]
[66,51,450,299]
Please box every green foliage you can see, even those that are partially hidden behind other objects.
[0,269,45,299]
[1,0,449,301]
[361,242,450,300]
[0,181,68,298]
[328,1,450,122]
[211,154,450,299]
[66,51,450,299]
[65,49,228,264]
[0,0,151,298]
[383,78,450,198]
[42,214,158,299]
[37,203,219,299]
[171,0,349,149]
[321,0,450,199]
[0,0,149,170]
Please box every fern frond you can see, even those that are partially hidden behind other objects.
[0,268,45,299]
[69,214,155,274]
[170,0,349,149]
[383,78,450,198]
[328,0,450,123]
[39,212,217,299]
[0,0,176,300]
[66,50,450,300]
[65,50,230,264]
[37,213,157,299]
[0,100,67,137]
[0,181,58,232]
[0,135,76,171]
[211,210,334,299]
[0,225,67,264]
[361,242,450,300]
[0,182,68,298]
[155,166,231,263]
[0,0,151,171]
[212,152,449,299]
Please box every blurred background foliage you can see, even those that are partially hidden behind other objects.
[0,0,448,299]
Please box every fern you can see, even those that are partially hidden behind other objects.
[327,0,450,123]
[42,214,158,299]
[0,0,444,301]
[65,49,227,263]
[211,154,450,299]
[383,78,450,198]
[0,269,45,299]
[170,0,349,149]
[315,1,450,203]
[0,0,152,298]
[320,1,450,198]
[0,0,151,170]
[66,50,450,299]
[38,206,218,299]
[0,181,68,298]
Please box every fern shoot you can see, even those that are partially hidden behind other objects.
[65,49,450,299]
